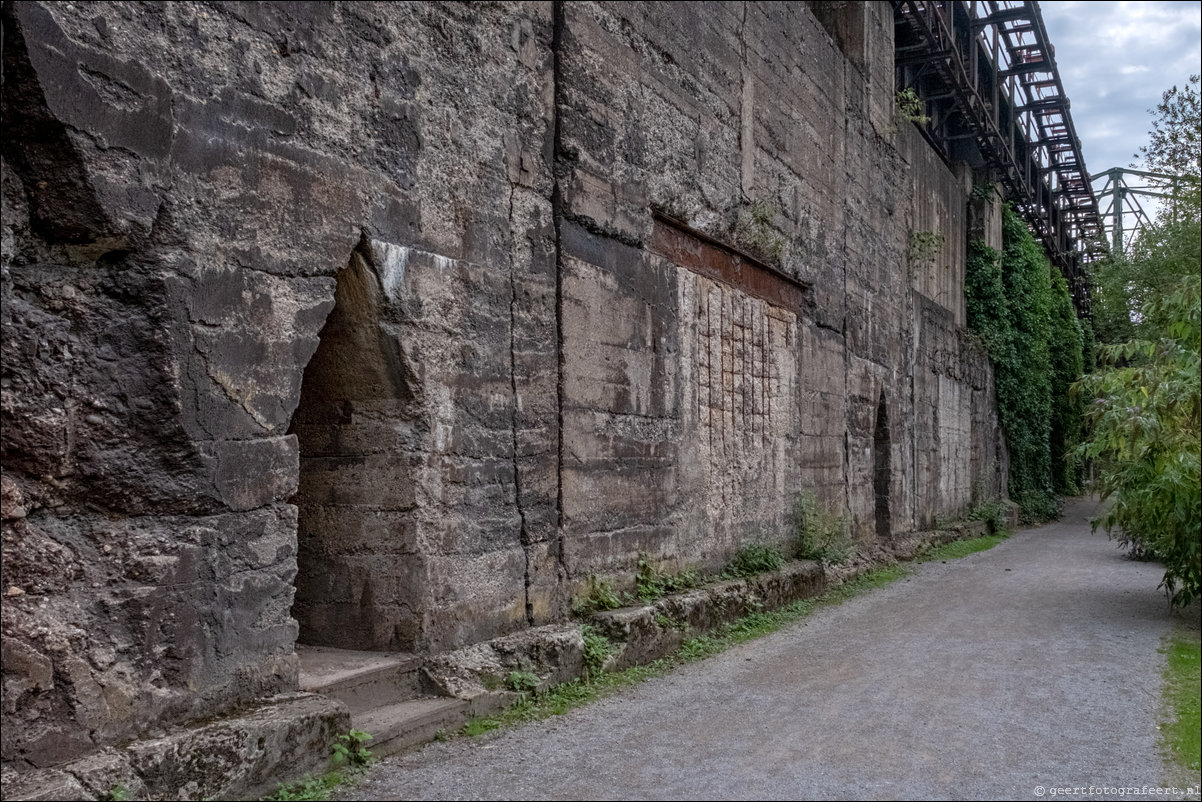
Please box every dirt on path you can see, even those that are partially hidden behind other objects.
[341,498,1200,801]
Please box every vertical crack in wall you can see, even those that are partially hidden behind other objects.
[551,0,569,592]
[738,1,754,198]
[508,180,534,627]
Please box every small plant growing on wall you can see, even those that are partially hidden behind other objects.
[572,575,625,614]
[634,554,704,601]
[506,670,540,694]
[794,491,854,564]
[895,87,931,125]
[908,230,946,267]
[580,625,613,679]
[732,198,788,262]
[722,542,786,579]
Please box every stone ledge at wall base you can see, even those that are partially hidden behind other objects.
[0,693,349,802]
[425,520,996,706]
[588,561,827,671]
[422,624,587,717]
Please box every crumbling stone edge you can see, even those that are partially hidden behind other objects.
[0,693,350,801]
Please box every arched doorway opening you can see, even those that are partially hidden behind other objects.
[288,243,422,651]
[874,392,891,540]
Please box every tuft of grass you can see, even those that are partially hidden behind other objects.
[265,771,349,802]
[723,543,786,579]
[460,717,501,737]
[572,576,625,615]
[732,198,788,261]
[917,534,1007,563]
[1160,625,1202,775]
[455,564,909,739]
[635,555,705,601]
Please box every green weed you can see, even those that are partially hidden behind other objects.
[581,624,613,679]
[460,717,501,737]
[908,230,946,266]
[263,729,372,800]
[723,543,786,579]
[265,771,346,802]
[506,670,540,694]
[635,555,704,601]
[733,198,788,261]
[330,729,372,769]
[572,575,625,615]
[794,491,854,564]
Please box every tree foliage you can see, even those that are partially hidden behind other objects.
[1136,74,1200,180]
[965,208,1084,520]
[1076,276,1201,607]
[1080,76,1202,607]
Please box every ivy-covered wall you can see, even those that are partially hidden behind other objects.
[965,207,1085,520]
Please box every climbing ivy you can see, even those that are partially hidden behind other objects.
[965,207,1084,520]
[1047,269,1086,496]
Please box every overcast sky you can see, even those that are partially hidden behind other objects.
[1041,1,1202,178]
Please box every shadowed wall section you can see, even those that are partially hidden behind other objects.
[289,245,423,651]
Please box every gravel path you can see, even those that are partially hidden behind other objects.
[342,498,1199,801]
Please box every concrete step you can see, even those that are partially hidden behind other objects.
[297,644,426,716]
[356,697,473,759]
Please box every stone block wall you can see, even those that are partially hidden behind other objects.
[1,0,1010,777]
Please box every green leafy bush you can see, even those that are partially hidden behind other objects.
[895,87,930,124]
[967,498,1008,534]
[794,491,853,564]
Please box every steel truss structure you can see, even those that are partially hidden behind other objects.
[894,0,1102,315]
[1091,167,1193,254]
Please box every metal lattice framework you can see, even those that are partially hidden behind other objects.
[1091,167,1190,253]
[894,0,1102,314]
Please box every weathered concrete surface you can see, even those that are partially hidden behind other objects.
[341,499,1198,802]
[2,0,1013,787]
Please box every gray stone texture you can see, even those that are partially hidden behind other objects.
[1,0,1008,793]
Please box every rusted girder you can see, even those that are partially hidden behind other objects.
[893,0,1101,316]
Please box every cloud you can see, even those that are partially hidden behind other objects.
[1040,1,1201,174]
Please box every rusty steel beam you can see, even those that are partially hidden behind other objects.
[893,0,1101,316]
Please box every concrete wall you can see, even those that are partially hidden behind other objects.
[1,0,1007,775]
